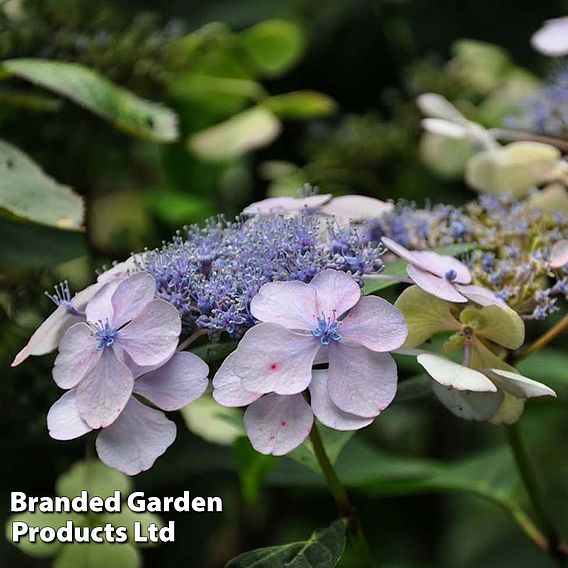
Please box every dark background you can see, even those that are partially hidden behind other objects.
[2,1,567,567]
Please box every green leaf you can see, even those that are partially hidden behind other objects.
[0,139,83,229]
[226,520,345,568]
[182,395,245,446]
[3,59,178,142]
[54,542,141,568]
[263,91,337,120]
[363,243,477,295]
[56,460,132,500]
[98,510,163,549]
[188,106,281,161]
[239,20,305,77]
[0,217,86,267]
[289,425,354,474]
[233,437,278,504]
[394,374,432,403]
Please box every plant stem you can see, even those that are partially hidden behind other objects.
[308,423,377,567]
[506,423,567,564]
[512,312,568,363]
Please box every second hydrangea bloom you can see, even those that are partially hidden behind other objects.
[213,269,408,455]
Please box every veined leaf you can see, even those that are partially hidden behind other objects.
[0,139,83,230]
[226,520,345,568]
[2,59,178,142]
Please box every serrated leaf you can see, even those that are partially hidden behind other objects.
[264,91,337,120]
[239,20,305,77]
[56,460,132,500]
[182,395,245,446]
[54,542,141,568]
[0,139,83,229]
[226,520,345,568]
[189,106,281,161]
[3,59,178,142]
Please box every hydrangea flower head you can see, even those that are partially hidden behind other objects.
[213,269,408,455]
[141,212,384,339]
[417,353,556,424]
[53,273,181,429]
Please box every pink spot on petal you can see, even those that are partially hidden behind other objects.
[281,421,287,427]
[269,362,278,371]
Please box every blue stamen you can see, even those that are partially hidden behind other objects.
[311,312,342,346]
[445,269,457,282]
[92,320,118,351]
[45,281,83,316]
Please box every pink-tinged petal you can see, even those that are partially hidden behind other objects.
[242,196,299,216]
[417,353,497,392]
[12,305,82,366]
[85,278,123,325]
[97,254,143,284]
[531,17,568,57]
[212,352,262,407]
[309,370,373,430]
[250,281,317,330]
[133,352,209,411]
[298,194,333,210]
[550,239,568,268]
[76,349,134,429]
[96,397,176,475]
[432,382,503,421]
[234,323,320,395]
[244,393,313,456]
[117,300,181,367]
[53,323,101,389]
[381,237,420,265]
[455,284,507,307]
[407,265,468,303]
[109,273,156,329]
[47,390,92,441]
[311,269,361,319]
[321,195,393,222]
[243,195,332,216]
[328,343,398,418]
[410,251,471,284]
[340,296,407,352]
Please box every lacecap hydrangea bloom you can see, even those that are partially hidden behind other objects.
[140,211,384,339]
[368,194,568,319]
[213,269,408,455]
